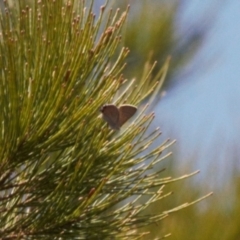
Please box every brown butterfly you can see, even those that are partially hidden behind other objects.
[100,104,137,130]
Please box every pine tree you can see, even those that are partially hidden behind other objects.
[0,1,210,239]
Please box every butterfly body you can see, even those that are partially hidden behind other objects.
[100,104,137,130]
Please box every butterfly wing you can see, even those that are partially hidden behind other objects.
[119,105,137,127]
[100,104,120,130]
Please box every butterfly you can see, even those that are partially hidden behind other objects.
[100,104,137,130]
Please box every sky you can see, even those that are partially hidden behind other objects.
[154,0,240,186]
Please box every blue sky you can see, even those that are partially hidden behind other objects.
[155,0,240,186]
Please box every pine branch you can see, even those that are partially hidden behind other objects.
[0,1,211,239]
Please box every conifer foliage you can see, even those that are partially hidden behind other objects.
[0,1,205,239]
